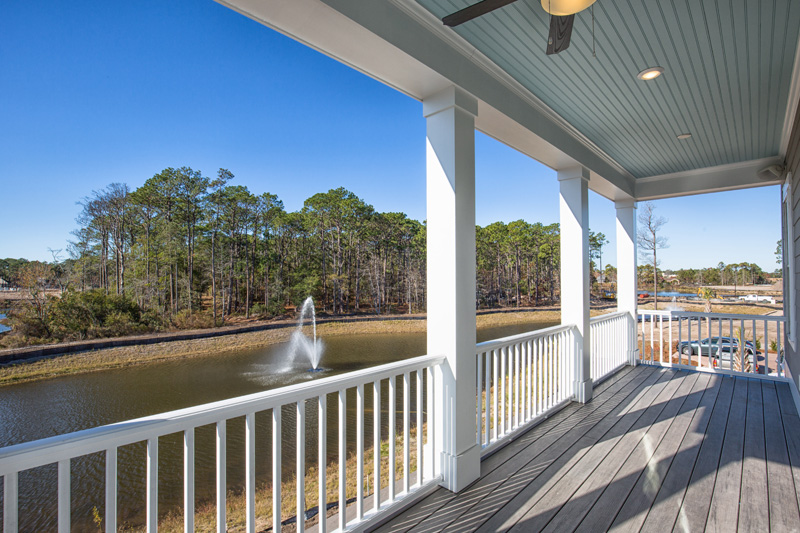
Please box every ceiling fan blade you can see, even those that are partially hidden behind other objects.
[442,0,519,27]
[546,14,574,55]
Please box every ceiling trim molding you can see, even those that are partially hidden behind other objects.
[635,156,784,200]
[780,33,800,158]
[389,0,636,184]
[636,156,782,184]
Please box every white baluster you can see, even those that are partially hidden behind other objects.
[246,414,256,533]
[416,370,423,487]
[297,400,306,532]
[338,390,346,531]
[373,381,381,513]
[58,459,70,533]
[388,376,396,503]
[183,430,194,533]
[216,421,226,533]
[356,385,364,521]
[318,395,327,533]
[147,438,158,533]
[403,372,410,495]
[273,407,282,533]
[4,471,18,533]
[106,447,118,533]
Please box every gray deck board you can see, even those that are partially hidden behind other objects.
[476,367,671,533]
[510,368,680,533]
[636,373,722,533]
[443,366,658,533]
[670,375,735,533]
[705,377,748,532]
[738,378,769,531]
[762,381,800,531]
[374,364,641,533]
[776,381,800,515]
[367,367,800,533]
[609,372,713,531]
[572,371,700,532]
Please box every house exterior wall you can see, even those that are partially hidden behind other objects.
[784,99,800,389]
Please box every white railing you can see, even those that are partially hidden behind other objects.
[590,311,633,382]
[0,354,444,533]
[475,324,576,455]
[638,310,786,378]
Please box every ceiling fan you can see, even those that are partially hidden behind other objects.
[442,0,596,55]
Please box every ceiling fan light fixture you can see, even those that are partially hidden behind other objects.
[540,0,596,16]
[637,67,664,80]
[677,133,692,140]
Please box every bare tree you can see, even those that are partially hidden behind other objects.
[637,202,669,309]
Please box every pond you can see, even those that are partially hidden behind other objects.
[0,319,556,530]
[639,290,699,299]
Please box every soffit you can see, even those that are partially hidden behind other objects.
[416,0,800,179]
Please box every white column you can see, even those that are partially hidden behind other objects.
[559,167,592,403]
[616,200,638,365]
[424,86,480,493]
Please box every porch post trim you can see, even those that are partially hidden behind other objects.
[615,199,638,366]
[424,85,480,492]
[558,167,592,403]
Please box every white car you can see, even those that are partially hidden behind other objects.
[738,294,776,304]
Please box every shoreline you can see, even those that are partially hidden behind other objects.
[0,309,564,387]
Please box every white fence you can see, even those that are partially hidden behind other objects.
[475,325,576,454]
[638,310,786,378]
[590,311,633,383]
[0,354,444,533]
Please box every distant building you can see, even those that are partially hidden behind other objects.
[0,278,8,291]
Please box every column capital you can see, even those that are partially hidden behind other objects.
[423,86,478,119]
[615,199,637,210]
[557,166,590,182]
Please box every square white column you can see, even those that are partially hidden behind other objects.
[558,167,592,403]
[424,86,480,492]
[616,200,638,364]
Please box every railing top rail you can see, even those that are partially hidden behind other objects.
[0,353,445,474]
[476,323,576,353]
[670,311,785,322]
[637,309,673,316]
[590,311,629,323]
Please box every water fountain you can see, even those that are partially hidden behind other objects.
[665,296,683,312]
[286,296,325,372]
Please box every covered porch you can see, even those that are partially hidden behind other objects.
[374,364,800,533]
[2,0,800,531]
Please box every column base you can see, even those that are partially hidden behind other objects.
[628,349,640,367]
[574,378,594,403]
[440,443,480,492]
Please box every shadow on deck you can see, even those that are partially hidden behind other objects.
[370,365,800,532]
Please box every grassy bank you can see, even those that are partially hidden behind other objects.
[0,310,563,387]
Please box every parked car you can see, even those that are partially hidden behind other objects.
[676,336,763,373]
[738,294,776,304]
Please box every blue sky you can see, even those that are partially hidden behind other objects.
[0,0,781,272]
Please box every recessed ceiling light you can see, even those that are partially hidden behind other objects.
[677,133,692,140]
[637,67,664,80]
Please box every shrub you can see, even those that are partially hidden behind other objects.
[171,310,214,330]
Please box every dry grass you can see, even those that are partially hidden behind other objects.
[120,425,424,533]
[638,301,780,316]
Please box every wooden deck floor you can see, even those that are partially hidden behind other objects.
[371,365,800,533]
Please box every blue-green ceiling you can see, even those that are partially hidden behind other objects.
[416,0,800,178]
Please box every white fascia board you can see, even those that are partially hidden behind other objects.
[780,34,800,158]
[215,0,635,200]
[635,156,785,201]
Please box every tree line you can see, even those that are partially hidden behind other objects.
[28,167,570,323]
